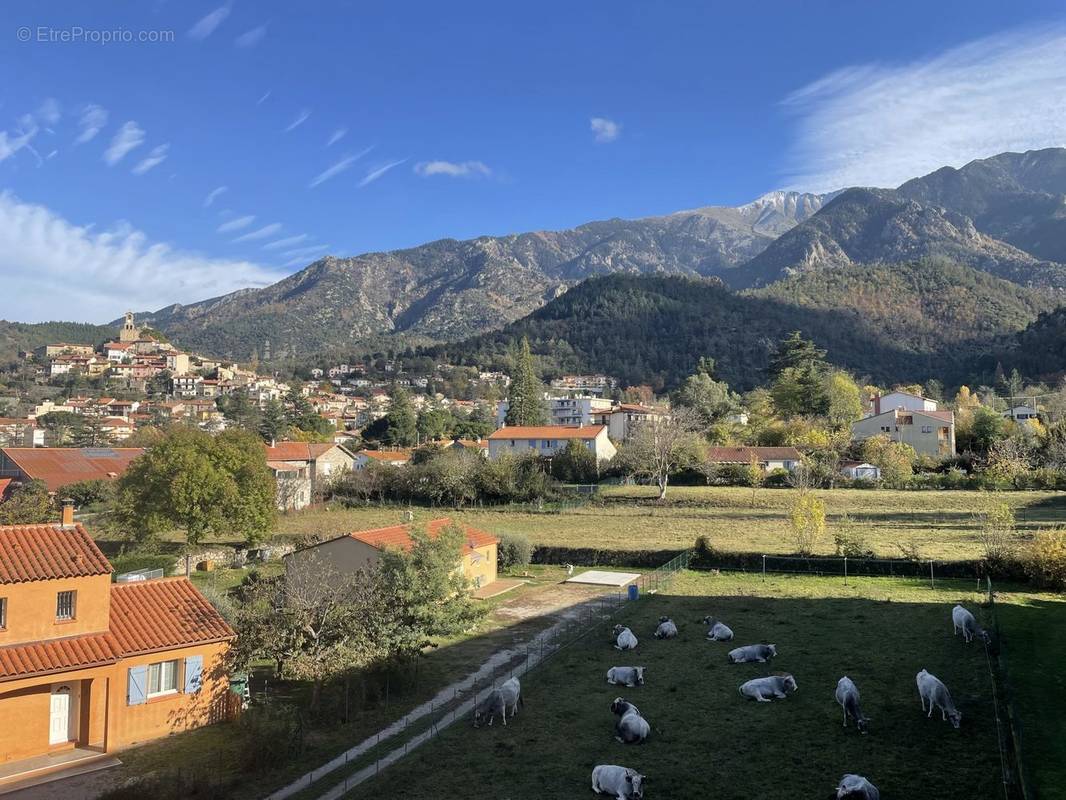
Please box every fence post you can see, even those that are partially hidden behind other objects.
[929,560,935,589]
[843,556,847,586]
[762,554,766,579]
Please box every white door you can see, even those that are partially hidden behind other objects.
[49,687,71,745]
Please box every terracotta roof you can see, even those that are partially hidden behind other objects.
[264,441,339,462]
[346,518,497,557]
[0,523,112,584]
[917,410,954,422]
[487,425,605,440]
[706,446,802,462]
[359,449,412,462]
[0,632,123,682]
[1,448,144,492]
[109,578,235,657]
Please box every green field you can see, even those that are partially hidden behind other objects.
[262,486,1066,562]
[353,571,1037,800]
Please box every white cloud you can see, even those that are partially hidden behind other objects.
[0,191,278,322]
[0,127,38,163]
[263,234,308,250]
[103,121,145,165]
[359,158,407,187]
[783,25,1066,192]
[309,147,372,188]
[36,99,61,126]
[188,4,230,40]
[232,222,282,243]
[257,90,272,105]
[235,24,267,48]
[131,143,169,175]
[414,160,491,178]
[75,104,108,144]
[327,128,347,147]
[284,109,311,132]
[590,117,621,143]
[203,186,227,207]
[217,214,255,233]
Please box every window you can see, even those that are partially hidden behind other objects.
[899,415,913,425]
[56,591,76,621]
[542,440,551,449]
[921,425,933,434]
[0,597,6,629]
[147,659,180,697]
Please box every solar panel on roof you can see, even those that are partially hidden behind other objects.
[81,448,119,458]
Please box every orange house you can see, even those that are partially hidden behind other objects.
[0,508,235,786]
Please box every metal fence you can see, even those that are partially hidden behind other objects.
[985,579,1032,800]
[264,555,690,800]
[704,553,976,588]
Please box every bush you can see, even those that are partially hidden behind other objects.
[832,513,873,558]
[763,468,791,488]
[109,553,175,578]
[1023,529,1066,590]
[236,701,305,771]
[497,533,533,570]
[63,478,114,508]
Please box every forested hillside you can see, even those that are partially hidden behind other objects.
[0,321,116,365]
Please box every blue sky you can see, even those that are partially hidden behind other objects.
[3,0,1066,321]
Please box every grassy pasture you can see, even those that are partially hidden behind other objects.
[353,572,1013,800]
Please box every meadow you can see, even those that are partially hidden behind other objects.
[352,571,1050,800]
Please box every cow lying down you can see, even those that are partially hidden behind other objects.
[592,764,645,799]
[727,643,776,663]
[701,616,734,641]
[653,616,678,639]
[613,625,638,651]
[473,677,522,727]
[739,674,797,702]
[607,666,645,687]
[611,697,650,743]
[836,773,880,799]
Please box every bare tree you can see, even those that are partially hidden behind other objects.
[621,407,702,500]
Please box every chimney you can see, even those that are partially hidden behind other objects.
[61,498,75,528]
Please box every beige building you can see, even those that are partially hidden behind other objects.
[285,518,499,592]
[591,403,664,442]
[851,406,956,457]
[265,442,356,510]
[487,425,617,463]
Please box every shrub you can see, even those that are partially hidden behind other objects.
[832,513,873,558]
[977,502,1017,570]
[763,468,792,488]
[109,553,175,578]
[236,701,305,771]
[1023,529,1066,590]
[789,491,825,556]
[497,533,533,570]
[64,479,114,508]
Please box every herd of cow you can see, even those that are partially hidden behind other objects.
[472,601,990,799]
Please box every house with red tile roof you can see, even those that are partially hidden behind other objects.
[487,425,617,463]
[352,449,413,469]
[0,448,145,493]
[0,505,235,782]
[285,518,499,592]
[264,441,356,511]
[705,446,802,472]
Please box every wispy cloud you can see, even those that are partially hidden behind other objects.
[235,24,267,47]
[414,160,491,178]
[188,4,231,40]
[232,222,282,243]
[36,99,61,126]
[327,128,347,147]
[0,124,38,163]
[590,117,621,143]
[284,109,311,132]
[783,25,1066,192]
[203,186,227,207]
[359,158,407,187]
[257,89,272,106]
[217,214,255,233]
[263,234,308,250]
[0,191,278,322]
[103,121,145,165]
[131,143,169,175]
[309,147,372,188]
[75,104,108,144]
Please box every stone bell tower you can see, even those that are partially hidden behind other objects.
[119,311,140,343]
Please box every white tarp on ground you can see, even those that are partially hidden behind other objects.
[565,570,640,587]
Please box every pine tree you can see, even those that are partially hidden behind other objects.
[504,338,548,426]
[383,388,418,446]
[258,398,290,444]
[767,331,827,376]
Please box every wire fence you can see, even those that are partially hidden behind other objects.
[263,554,690,800]
[697,553,987,588]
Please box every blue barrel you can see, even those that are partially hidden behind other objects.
[627,584,639,601]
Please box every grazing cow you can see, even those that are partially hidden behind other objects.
[611,697,650,743]
[834,677,870,734]
[916,669,962,729]
[727,643,776,663]
[835,774,880,799]
[952,604,990,644]
[701,616,734,641]
[654,616,678,639]
[614,624,639,651]
[473,688,506,727]
[739,674,797,702]
[607,666,646,688]
[499,676,522,719]
[591,765,645,799]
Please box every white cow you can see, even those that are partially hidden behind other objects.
[607,666,646,687]
[701,616,734,641]
[591,765,645,799]
[473,677,522,727]
[916,669,962,729]
[653,616,678,639]
[835,676,870,734]
[739,674,797,702]
[611,697,650,743]
[613,624,639,651]
[952,604,990,644]
[836,773,880,799]
[499,676,522,719]
[727,643,776,663]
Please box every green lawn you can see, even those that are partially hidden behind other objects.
[353,571,1053,800]
[250,486,1066,563]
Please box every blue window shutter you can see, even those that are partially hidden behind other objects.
[127,665,147,706]
[184,655,203,693]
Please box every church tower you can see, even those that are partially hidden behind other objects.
[119,311,140,343]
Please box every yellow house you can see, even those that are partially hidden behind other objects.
[0,507,235,787]
[286,518,499,591]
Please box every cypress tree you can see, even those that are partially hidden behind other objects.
[505,338,548,426]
